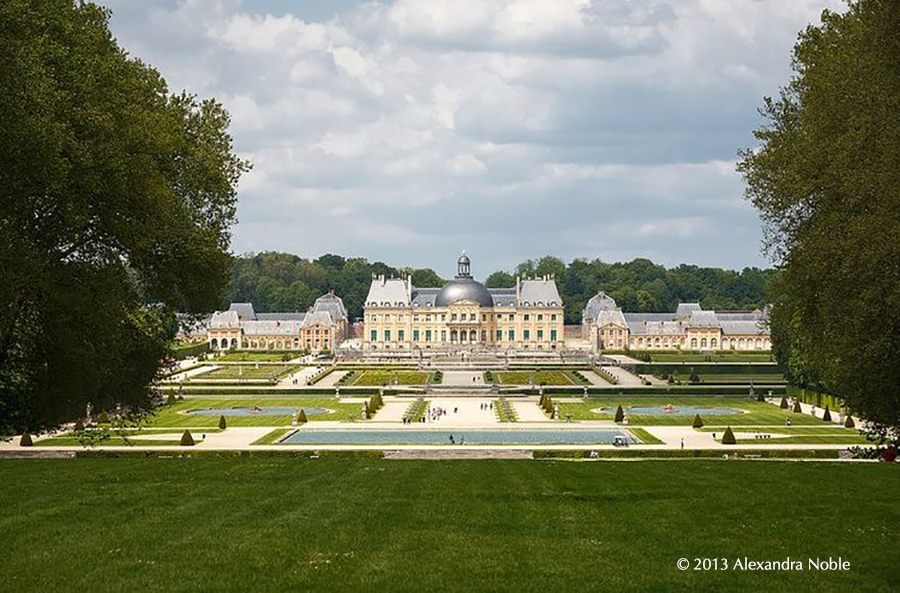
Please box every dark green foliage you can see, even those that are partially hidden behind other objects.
[614,405,624,423]
[738,0,900,431]
[0,0,249,436]
[228,252,774,324]
[98,412,110,424]
[780,397,788,409]
[19,432,32,446]
[74,419,85,432]
[167,393,177,405]
[690,368,700,384]
[692,414,704,429]
[180,430,195,446]
[721,427,736,445]
[218,415,227,430]
[845,416,855,428]
[297,409,307,423]
[793,400,802,413]
[822,406,832,422]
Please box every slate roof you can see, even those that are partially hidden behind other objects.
[583,291,618,321]
[365,278,411,307]
[675,303,702,320]
[209,310,241,329]
[242,320,304,336]
[313,292,348,322]
[228,302,257,321]
[518,278,563,307]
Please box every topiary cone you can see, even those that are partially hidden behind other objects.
[792,400,802,413]
[614,405,624,423]
[297,409,308,423]
[74,419,85,432]
[822,406,832,422]
[844,415,855,428]
[19,432,33,447]
[721,426,736,445]
[218,415,227,430]
[167,393,176,405]
[780,397,788,409]
[180,430,195,446]
[692,414,704,429]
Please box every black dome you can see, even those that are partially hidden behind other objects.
[434,277,494,307]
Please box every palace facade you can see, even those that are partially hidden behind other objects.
[206,291,348,353]
[582,292,771,352]
[363,253,565,350]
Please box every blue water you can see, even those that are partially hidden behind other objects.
[279,429,632,445]
[186,407,331,416]
[602,406,740,415]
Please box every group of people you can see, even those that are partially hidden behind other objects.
[480,402,493,411]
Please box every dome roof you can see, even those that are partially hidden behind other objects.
[435,277,494,307]
[435,251,494,307]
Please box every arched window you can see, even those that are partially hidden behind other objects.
[470,330,477,342]
[231,338,238,349]
[690,338,698,349]
[210,338,218,349]
[711,338,717,349]
[701,338,708,348]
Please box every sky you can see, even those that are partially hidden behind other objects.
[100,0,844,278]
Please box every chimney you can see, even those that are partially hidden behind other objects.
[516,276,521,302]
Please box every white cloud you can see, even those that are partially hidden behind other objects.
[100,0,845,271]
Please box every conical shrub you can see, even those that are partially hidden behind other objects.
[692,414,704,429]
[19,432,33,447]
[98,412,110,424]
[690,368,700,384]
[822,406,832,422]
[614,405,624,423]
[792,400,802,413]
[298,409,308,423]
[218,415,227,430]
[844,415,855,428]
[721,426,736,445]
[180,430,195,446]
[780,397,788,409]
[74,419,85,432]
[167,393,177,405]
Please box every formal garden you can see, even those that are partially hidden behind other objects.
[192,364,300,382]
[338,369,441,386]
[486,370,593,385]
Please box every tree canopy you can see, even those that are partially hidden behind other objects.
[226,252,773,324]
[0,1,248,434]
[738,0,900,431]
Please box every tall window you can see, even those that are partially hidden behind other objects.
[398,330,405,341]
[426,330,432,342]
[440,330,446,342]
[537,314,543,321]
[524,314,530,321]
[413,330,420,341]
[370,330,377,341]
[509,313,515,320]
[451,313,457,321]
[384,330,391,341]
[496,329,502,341]
[524,330,530,341]
[550,330,557,341]
[508,330,515,341]
[537,330,543,341]
[551,314,557,322]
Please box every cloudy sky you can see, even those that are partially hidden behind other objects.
[101,0,843,278]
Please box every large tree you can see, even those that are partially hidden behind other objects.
[738,0,900,431]
[0,1,249,434]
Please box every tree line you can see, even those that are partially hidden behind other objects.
[226,252,775,324]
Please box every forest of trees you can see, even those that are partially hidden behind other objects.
[226,252,776,325]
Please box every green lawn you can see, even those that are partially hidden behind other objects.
[669,374,786,383]
[251,428,294,445]
[350,370,436,386]
[495,371,575,385]
[0,458,896,592]
[557,397,832,426]
[193,364,298,381]
[698,426,859,435]
[33,428,223,447]
[149,398,360,427]
[628,428,664,444]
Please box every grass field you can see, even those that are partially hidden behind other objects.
[557,397,832,426]
[349,370,436,386]
[215,352,299,362]
[194,364,298,381]
[669,374,786,384]
[149,398,359,427]
[0,458,896,592]
[494,371,576,385]
[628,428,664,444]
[34,428,224,447]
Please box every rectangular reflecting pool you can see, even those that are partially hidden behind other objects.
[279,429,633,446]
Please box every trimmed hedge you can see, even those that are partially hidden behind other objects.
[172,341,210,360]
[792,400,802,413]
[632,363,784,376]
[692,414,704,429]
[614,405,624,423]
[19,432,33,447]
[780,396,788,409]
[844,416,855,428]
[533,449,841,460]
[218,415,227,430]
[297,409,308,423]
[180,430,195,446]
[822,406,832,422]
[721,427,736,445]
